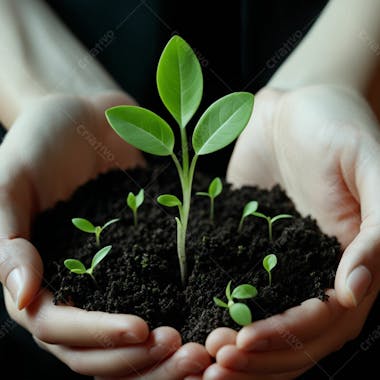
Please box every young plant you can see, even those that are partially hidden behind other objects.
[72,217,119,247]
[127,189,144,226]
[239,202,292,241]
[64,245,112,281]
[196,177,223,222]
[263,253,277,286]
[214,281,258,326]
[106,36,254,285]
[238,200,258,232]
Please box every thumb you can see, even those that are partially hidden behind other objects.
[0,238,43,310]
[335,226,380,308]
[0,163,43,310]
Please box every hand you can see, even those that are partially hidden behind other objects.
[204,85,380,379]
[0,92,210,378]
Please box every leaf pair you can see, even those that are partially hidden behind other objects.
[64,245,112,280]
[196,177,223,222]
[214,281,258,326]
[127,189,144,226]
[105,36,254,158]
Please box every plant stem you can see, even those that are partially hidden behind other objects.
[268,271,272,286]
[180,128,189,174]
[173,154,198,286]
[238,217,244,233]
[268,218,273,242]
[133,210,138,226]
[210,197,214,223]
[95,229,101,247]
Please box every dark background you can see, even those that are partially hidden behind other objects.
[0,1,378,378]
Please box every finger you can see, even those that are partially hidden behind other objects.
[335,141,380,307]
[206,327,237,357]
[123,343,211,380]
[35,326,181,377]
[5,289,149,347]
[236,295,343,352]
[203,363,308,380]
[0,238,43,310]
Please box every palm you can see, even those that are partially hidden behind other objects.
[228,85,380,248]
[1,92,143,215]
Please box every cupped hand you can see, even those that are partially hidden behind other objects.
[0,92,210,378]
[204,85,380,379]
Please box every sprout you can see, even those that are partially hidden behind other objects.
[214,280,258,326]
[238,201,258,232]
[72,217,119,247]
[127,189,144,226]
[196,177,223,222]
[106,36,254,285]
[238,202,292,241]
[263,253,277,286]
[64,245,112,281]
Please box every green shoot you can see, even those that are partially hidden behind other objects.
[127,189,144,226]
[106,36,254,285]
[64,245,112,281]
[238,201,258,232]
[238,202,292,241]
[72,217,119,247]
[214,280,258,326]
[196,177,223,222]
[263,253,277,286]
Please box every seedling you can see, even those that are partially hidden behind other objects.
[263,253,277,286]
[106,36,254,285]
[64,245,112,281]
[214,280,258,326]
[72,217,119,247]
[127,189,144,226]
[196,177,223,222]
[238,201,258,232]
[238,202,292,241]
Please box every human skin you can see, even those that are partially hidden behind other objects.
[0,0,210,378]
[202,0,380,378]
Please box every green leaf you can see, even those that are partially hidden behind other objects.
[156,35,203,128]
[192,92,254,155]
[106,106,175,156]
[242,201,258,219]
[135,189,144,208]
[102,218,119,230]
[229,303,252,326]
[91,245,112,269]
[263,254,278,273]
[64,259,86,274]
[157,194,182,208]
[209,177,222,198]
[271,214,293,223]
[127,192,136,210]
[252,212,267,219]
[225,280,232,301]
[196,192,209,197]
[213,297,228,308]
[232,284,258,300]
[72,218,96,233]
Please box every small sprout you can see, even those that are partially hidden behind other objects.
[263,253,277,286]
[213,280,258,326]
[127,189,144,226]
[72,217,119,247]
[64,245,112,281]
[196,177,223,222]
[238,203,292,241]
[238,201,258,232]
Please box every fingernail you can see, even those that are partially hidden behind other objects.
[248,339,270,351]
[346,265,372,306]
[6,268,23,308]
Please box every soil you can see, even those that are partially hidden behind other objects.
[32,163,341,344]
